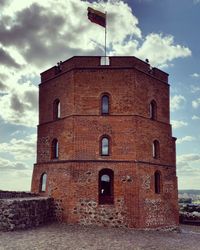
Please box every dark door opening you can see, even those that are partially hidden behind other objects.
[99,169,114,204]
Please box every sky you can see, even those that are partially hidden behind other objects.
[0,0,199,191]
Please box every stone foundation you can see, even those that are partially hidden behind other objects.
[0,192,55,231]
[73,198,128,228]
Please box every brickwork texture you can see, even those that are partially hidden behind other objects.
[31,56,179,229]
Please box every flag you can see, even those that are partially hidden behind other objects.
[87,7,106,28]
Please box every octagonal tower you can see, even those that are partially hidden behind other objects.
[31,56,179,229]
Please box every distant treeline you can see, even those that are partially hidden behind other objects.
[179,190,200,195]
[179,198,192,204]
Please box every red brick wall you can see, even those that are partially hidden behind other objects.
[39,71,74,124]
[32,56,178,229]
[31,162,178,228]
[37,117,74,162]
[73,68,169,123]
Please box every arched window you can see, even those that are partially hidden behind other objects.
[155,171,161,194]
[52,139,59,159]
[101,136,110,156]
[152,140,160,159]
[40,173,47,192]
[99,169,114,204]
[53,99,60,120]
[101,94,109,115]
[149,100,157,120]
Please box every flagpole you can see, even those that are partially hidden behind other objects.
[105,11,107,64]
[87,7,107,63]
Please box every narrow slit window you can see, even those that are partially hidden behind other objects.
[40,173,47,192]
[153,140,160,159]
[53,99,61,120]
[101,137,109,156]
[150,100,157,120]
[52,139,59,159]
[101,95,109,115]
[57,101,60,118]
[155,171,161,194]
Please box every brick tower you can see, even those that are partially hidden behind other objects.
[31,56,179,229]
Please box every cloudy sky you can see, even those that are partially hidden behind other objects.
[0,0,199,191]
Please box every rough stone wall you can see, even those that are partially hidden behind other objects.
[0,191,38,199]
[0,197,55,231]
[73,198,128,228]
[138,164,179,228]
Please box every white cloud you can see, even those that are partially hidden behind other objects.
[170,95,186,112]
[191,73,200,78]
[192,98,200,109]
[0,156,32,190]
[0,81,38,127]
[111,40,139,56]
[134,33,191,67]
[192,115,200,120]
[0,157,28,171]
[0,0,192,129]
[0,134,36,161]
[191,85,200,93]
[171,120,188,129]
[111,33,192,68]
[177,153,200,163]
[176,136,195,144]
[159,63,174,69]
[11,130,27,136]
[177,153,200,178]
[193,0,200,4]
[0,133,35,190]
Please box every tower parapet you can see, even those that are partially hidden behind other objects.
[41,56,168,84]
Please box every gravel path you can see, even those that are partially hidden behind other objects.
[0,224,199,250]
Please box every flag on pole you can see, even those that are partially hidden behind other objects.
[87,7,106,28]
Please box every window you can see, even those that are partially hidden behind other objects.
[99,169,114,204]
[53,99,60,120]
[101,136,110,156]
[40,173,47,192]
[52,139,59,159]
[155,171,161,194]
[152,140,160,159]
[149,100,157,120]
[101,94,109,115]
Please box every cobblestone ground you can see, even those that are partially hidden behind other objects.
[0,224,199,250]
